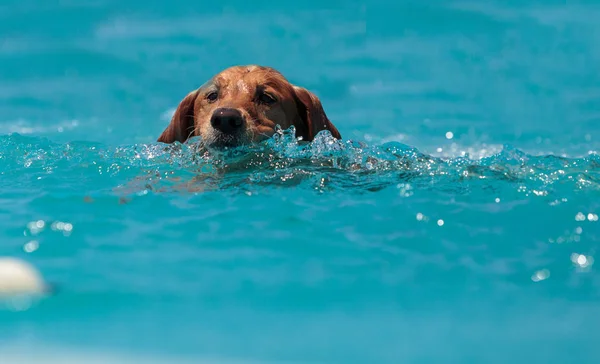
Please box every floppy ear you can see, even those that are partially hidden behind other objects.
[292,86,342,141]
[157,89,200,143]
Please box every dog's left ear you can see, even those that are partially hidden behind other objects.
[292,86,341,141]
[157,89,200,144]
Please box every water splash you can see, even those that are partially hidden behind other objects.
[1,129,599,198]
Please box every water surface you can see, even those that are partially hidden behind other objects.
[1,1,600,363]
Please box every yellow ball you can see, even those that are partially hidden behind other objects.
[0,257,51,297]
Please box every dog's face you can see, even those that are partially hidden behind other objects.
[157,65,341,148]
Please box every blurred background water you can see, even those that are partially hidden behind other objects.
[1,1,600,363]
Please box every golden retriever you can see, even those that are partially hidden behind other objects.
[157,65,342,147]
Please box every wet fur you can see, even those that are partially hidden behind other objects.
[115,66,343,197]
[157,65,341,147]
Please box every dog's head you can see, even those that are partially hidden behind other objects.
[157,65,341,148]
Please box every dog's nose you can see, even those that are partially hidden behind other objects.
[210,108,245,134]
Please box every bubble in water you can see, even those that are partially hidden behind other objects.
[445,131,454,140]
[437,219,445,226]
[575,212,586,221]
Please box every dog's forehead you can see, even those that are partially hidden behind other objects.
[218,69,258,86]
[212,66,286,90]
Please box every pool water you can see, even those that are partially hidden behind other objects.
[1,1,600,363]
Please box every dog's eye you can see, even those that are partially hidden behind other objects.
[206,91,218,102]
[257,92,277,105]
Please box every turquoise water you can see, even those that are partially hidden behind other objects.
[1,1,600,363]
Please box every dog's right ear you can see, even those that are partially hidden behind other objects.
[157,89,200,144]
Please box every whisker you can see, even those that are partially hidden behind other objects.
[186,128,197,141]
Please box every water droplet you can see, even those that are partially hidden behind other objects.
[437,219,444,227]
[23,241,39,253]
[26,220,46,235]
[397,183,413,197]
[531,269,550,282]
[571,253,594,268]
[495,198,500,203]
[445,131,454,140]
[416,213,424,221]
